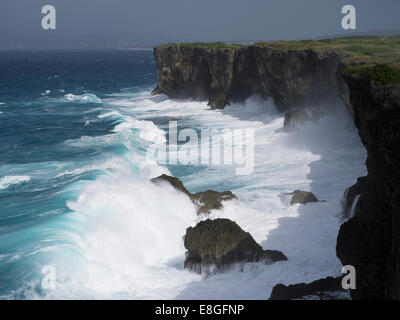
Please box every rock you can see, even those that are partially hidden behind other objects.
[151,174,191,197]
[151,174,236,214]
[283,108,313,131]
[191,190,236,214]
[286,190,319,205]
[208,92,230,110]
[342,176,369,217]
[283,104,333,131]
[269,276,346,300]
[184,218,287,275]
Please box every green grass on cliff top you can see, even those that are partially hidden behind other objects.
[344,63,400,87]
[167,36,400,65]
[169,36,400,63]
[255,35,400,65]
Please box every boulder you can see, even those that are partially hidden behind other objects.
[269,276,346,300]
[151,174,236,214]
[286,190,319,205]
[184,218,287,275]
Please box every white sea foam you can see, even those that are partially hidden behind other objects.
[97,110,121,119]
[96,109,166,144]
[103,94,366,299]
[63,93,102,103]
[0,176,31,190]
[57,160,200,298]
[29,92,366,299]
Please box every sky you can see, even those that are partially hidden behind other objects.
[0,0,399,49]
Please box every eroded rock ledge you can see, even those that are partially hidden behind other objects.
[268,276,347,300]
[151,174,236,214]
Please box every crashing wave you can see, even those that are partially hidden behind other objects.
[63,93,102,103]
[0,176,31,190]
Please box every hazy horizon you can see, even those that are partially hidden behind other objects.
[1,0,399,49]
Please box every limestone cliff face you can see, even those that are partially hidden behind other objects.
[336,76,400,299]
[153,45,340,110]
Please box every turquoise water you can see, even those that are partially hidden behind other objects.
[0,50,159,298]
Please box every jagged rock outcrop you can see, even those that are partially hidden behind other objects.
[191,190,236,214]
[153,45,340,110]
[151,174,236,214]
[336,74,400,299]
[285,190,319,205]
[268,276,346,300]
[184,218,287,275]
[151,174,192,196]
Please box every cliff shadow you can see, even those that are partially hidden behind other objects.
[256,100,367,292]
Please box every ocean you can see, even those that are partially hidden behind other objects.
[0,49,367,299]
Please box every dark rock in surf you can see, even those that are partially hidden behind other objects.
[283,108,313,131]
[151,174,236,214]
[208,92,231,110]
[286,190,319,205]
[191,190,236,214]
[268,276,346,300]
[184,218,287,275]
[151,174,191,197]
[283,104,333,131]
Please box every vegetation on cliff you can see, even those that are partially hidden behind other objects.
[166,36,400,66]
[344,63,400,87]
[255,35,400,65]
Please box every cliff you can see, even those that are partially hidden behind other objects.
[152,36,400,299]
[336,70,400,299]
[153,44,340,110]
